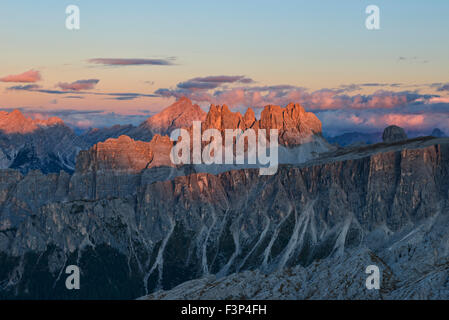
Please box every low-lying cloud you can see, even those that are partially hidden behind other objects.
[154,77,449,135]
[0,107,150,130]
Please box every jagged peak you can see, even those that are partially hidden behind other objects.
[202,102,322,145]
[0,109,65,134]
[244,107,255,119]
[141,97,206,135]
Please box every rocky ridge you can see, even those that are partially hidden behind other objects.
[202,102,322,146]
[0,134,448,299]
[74,100,331,174]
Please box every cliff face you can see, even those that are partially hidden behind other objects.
[0,137,448,299]
[75,134,175,174]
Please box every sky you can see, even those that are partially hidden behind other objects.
[0,0,448,135]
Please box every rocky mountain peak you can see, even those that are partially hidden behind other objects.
[382,125,407,143]
[0,109,65,134]
[431,128,446,138]
[141,97,206,135]
[243,107,256,128]
[203,104,244,131]
[199,102,324,147]
[259,102,322,146]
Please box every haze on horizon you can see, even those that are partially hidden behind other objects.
[0,0,448,136]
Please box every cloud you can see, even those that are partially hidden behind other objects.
[108,96,138,101]
[155,77,434,111]
[65,96,85,99]
[104,92,158,100]
[177,75,254,90]
[154,77,449,135]
[88,58,175,66]
[0,107,150,129]
[6,84,41,91]
[57,79,100,91]
[317,108,449,136]
[7,83,157,100]
[397,56,429,64]
[74,119,94,128]
[156,75,254,95]
[0,70,41,83]
[432,83,449,92]
[6,72,448,135]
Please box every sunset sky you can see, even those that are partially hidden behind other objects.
[1,0,448,135]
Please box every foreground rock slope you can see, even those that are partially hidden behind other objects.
[0,132,448,299]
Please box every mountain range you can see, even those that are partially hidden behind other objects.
[0,98,330,175]
[0,98,448,299]
[0,98,204,174]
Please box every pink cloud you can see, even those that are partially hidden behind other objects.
[320,110,447,136]
[75,119,94,128]
[0,70,41,83]
[427,97,449,104]
[365,114,425,128]
[156,78,427,111]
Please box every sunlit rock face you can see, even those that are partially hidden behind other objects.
[80,98,206,145]
[0,110,64,135]
[258,103,322,146]
[202,102,323,147]
[141,97,207,136]
[75,135,176,174]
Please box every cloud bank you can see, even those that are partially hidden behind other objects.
[154,76,449,136]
